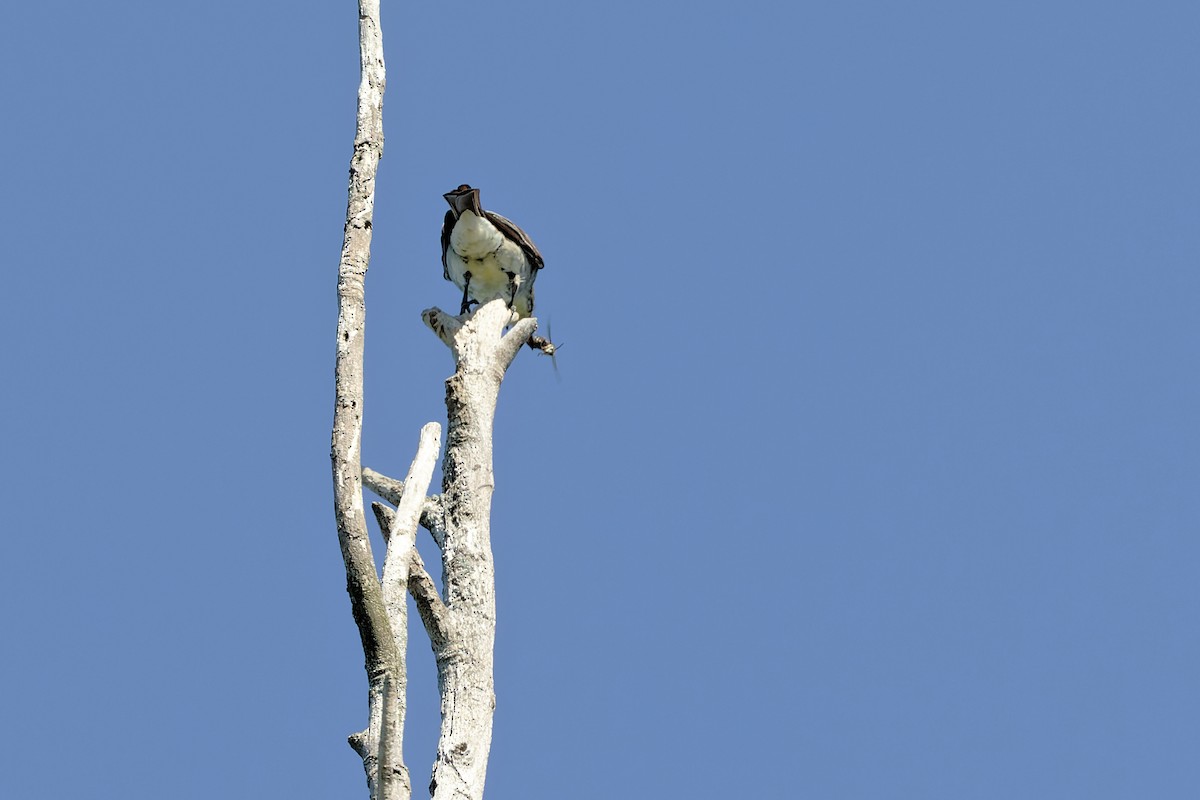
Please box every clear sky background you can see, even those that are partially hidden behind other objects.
[2,1,1198,797]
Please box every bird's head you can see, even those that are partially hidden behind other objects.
[444,184,482,219]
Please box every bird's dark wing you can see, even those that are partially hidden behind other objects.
[440,210,456,281]
[485,211,544,270]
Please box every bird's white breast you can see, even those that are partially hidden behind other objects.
[449,211,504,259]
[446,211,533,309]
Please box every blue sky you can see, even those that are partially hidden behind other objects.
[3,1,1198,797]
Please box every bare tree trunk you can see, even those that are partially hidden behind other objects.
[420,302,538,800]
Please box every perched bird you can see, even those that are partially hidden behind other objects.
[441,184,544,318]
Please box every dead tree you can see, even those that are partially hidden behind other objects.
[330,2,538,798]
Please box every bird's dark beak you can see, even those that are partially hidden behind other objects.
[444,185,482,218]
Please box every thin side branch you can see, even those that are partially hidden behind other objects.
[362,467,406,505]
[408,548,451,649]
[370,502,395,541]
[363,465,445,542]
[497,318,539,369]
[420,307,464,351]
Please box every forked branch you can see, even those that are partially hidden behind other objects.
[363,466,445,544]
